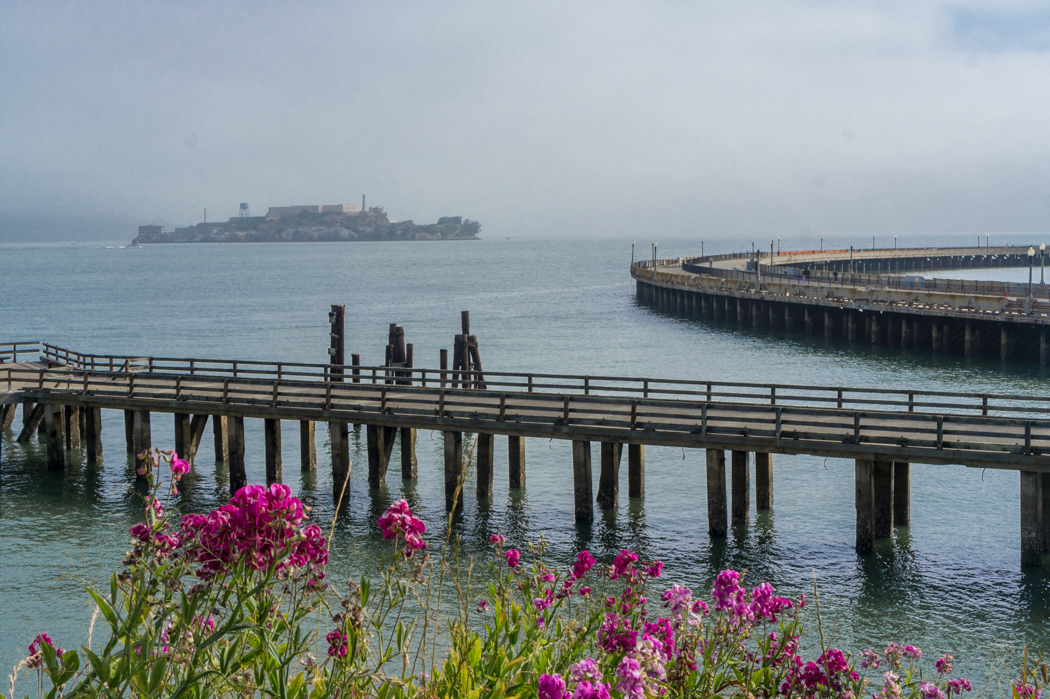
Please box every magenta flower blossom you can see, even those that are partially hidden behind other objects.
[661,583,693,617]
[919,681,947,699]
[570,657,603,683]
[1015,684,1041,699]
[599,613,638,654]
[477,599,489,613]
[26,633,63,669]
[578,586,591,596]
[947,679,973,696]
[647,561,663,578]
[615,656,645,699]
[326,630,348,658]
[609,549,639,579]
[505,549,520,568]
[376,499,427,555]
[711,569,746,612]
[935,654,954,674]
[573,550,596,579]
[489,533,505,546]
[573,681,612,699]
[170,454,190,478]
[749,582,794,622]
[860,649,882,669]
[537,673,570,699]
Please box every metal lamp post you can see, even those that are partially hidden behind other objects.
[894,235,897,251]
[1027,246,1035,315]
[631,241,635,265]
[1041,242,1045,287]
[652,243,657,280]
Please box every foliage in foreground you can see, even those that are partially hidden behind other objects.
[7,448,1047,699]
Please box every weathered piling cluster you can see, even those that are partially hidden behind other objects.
[3,326,1050,567]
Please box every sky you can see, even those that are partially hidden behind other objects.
[1,1,1050,241]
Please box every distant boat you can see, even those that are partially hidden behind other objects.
[130,240,141,248]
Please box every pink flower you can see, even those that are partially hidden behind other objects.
[573,680,612,699]
[647,561,663,578]
[573,550,596,579]
[661,584,692,617]
[477,600,489,613]
[615,656,645,699]
[170,454,191,479]
[326,630,348,658]
[376,499,427,556]
[579,586,592,596]
[947,679,972,696]
[505,549,520,568]
[489,533,505,546]
[936,655,954,675]
[26,634,63,669]
[570,658,603,683]
[609,549,638,580]
[860,649,881,669]
[538,673,570,699]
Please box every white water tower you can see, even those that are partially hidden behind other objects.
[239,202,251,217]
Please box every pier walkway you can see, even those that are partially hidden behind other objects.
[2,342,1049,566]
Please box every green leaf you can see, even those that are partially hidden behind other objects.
[88,589,119,632]
[84,648,110,685]
[60,649,80,674]
[148,656,168,695]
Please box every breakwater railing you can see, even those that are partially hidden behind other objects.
[0,341,41,363]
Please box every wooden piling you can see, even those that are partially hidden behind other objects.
[572,440,594,523]
[873,460,894,538]
[706,449,727,537]
[133,410,152,479]
[330,421,350,498]
[17,403,45,443]
[597,442,622,510]
[401,427,417,479]
[228,416,246,492]
[444,431,464,513]
[870,315,880,344]
[0,404,14,432]
[1000,325,1011,361]
[1041,328,1049,366]
[784,304,793,331]
[847,312,858,343]
[1020,471,1043,566]
[64,406,80,450]
[931,323,941,351]
[265,418,282,484]
[300,421,316,472]
[213,415,229,462]
[804,308,814,334]
[731,450,749,526]
[44,405,66,471]
[1043,473,1050,554]
[964,322,975,357]
[824,309,834,339]
[85,406,103,464]
[893,462,910,526]
[174,413,191,459]
[509,435,526,489]
[855,459,875,553]
[628,444,645,498]
[477,433,494,498]
[124,410,134,454]
[755,452,773,510]
[367,424,396,488]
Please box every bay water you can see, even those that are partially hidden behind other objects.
[1,235,1048,691]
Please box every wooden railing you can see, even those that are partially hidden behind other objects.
[4,363,1049,467]
[0,341,40,363]
[20,344,1050,420]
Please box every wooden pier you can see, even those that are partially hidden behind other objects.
[634,246,1050,364]
[1,341,1049,566]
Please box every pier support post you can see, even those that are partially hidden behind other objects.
[751,301,760,330]
[755,452,773,510]
[873,460,894,539]
[63,406,80,450]
[133,410,152,480]
[893,462,910,526]
[17,403,45,443]
[124,410,134,454]
[871,315,880,344]
[628,444,645,498]
[84,406,103,464]
[44,405,66,471]
[330,421,350,499]
[736,298,744,324]
[509,436,526,489]
[401,428,417,479]
[731,450,749,526]
[1041,328,1049,366]
[901,317,912,348]
[855,459,875,553]
[228,416,246,493]
[444,431,464,513]
[965,322,975,357]
[174,413,191,459]
[1020,471,1043,566]
[186,415,208,466]
[824,310,834,339]
[597,442,622,510]
[477,433,494,499]
[366,424,396,488]
[784,304,793,331]
[1043,473,1050,554]
[572,440,593,523]
[0,404,14,432]
[1000,325,1011,361]
[706,449,727,537]
[264,418,282,484]
[804,308,814,334]
[769,303,778,330]
[931,323,941,352]
[300,421,316,472]
[213,415,229,463]
[847,312,858,343]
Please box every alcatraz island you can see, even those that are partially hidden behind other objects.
[132,199,480,245]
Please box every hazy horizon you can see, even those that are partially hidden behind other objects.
[3,1,1050,241]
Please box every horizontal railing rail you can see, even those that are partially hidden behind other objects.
[0,341,41,363]
[17,347,1050,420]
[6,365,1050,467]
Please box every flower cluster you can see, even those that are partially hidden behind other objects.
[26,633,63,669]
[376,499,427,555]
[179,483,328,583]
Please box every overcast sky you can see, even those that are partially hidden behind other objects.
[2,1,1049,241]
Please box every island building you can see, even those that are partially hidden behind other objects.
[265,204,357,218]
[138,225,164,237]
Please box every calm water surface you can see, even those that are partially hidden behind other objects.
[1,235,1048,692]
